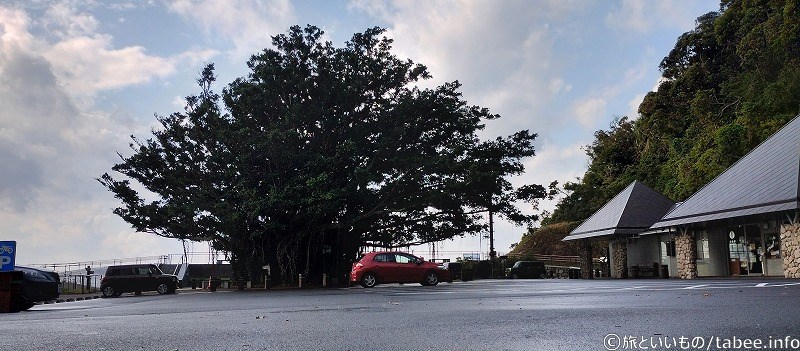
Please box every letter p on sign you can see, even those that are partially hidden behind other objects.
[0,241,16,272]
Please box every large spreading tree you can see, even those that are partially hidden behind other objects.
[100,25,544,285]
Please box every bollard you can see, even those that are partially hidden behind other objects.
[263,265,270,289]
[323,273,328,288]
[298,274,303,288]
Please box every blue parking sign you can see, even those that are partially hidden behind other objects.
[0,241,15,272]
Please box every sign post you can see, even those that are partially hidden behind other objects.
[0,241,17,312]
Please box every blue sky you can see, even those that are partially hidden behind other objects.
[0,0,720,264]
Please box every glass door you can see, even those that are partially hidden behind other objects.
[744,225,763,274]
[727,225,764,275]
[728,226,747,275]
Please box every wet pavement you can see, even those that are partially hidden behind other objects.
[4,278,800,350]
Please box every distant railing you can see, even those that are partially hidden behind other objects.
[505,253,606,264]
[60,274,101,294]
[21,251,229,274]
[504,253,608,277]
[22,255,173,274]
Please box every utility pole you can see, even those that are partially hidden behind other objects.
[489,209,496,259]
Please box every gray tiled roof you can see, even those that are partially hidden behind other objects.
[563,181,675,241]
[650,115,800,229]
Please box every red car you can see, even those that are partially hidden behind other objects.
[350,252,450,288]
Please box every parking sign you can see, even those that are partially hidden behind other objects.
[0,241,16,272]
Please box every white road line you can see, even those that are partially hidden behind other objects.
[763,282,800,287]
[620,286,652,290]
[681,284,710,289]
[755,283,769,287]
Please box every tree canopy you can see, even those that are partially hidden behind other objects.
[100,25,544,284]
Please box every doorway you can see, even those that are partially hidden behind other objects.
[727,225,763,275]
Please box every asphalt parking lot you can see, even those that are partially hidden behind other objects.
[4,278,800,351]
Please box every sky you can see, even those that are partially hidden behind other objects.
[0,0,721,265]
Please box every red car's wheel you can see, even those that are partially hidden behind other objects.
[423,271,439,286]
[360,273,377,288]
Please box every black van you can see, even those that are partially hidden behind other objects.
[506,261,546,279]
[100,264,178,297]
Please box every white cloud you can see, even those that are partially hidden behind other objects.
[0,3,194,264]
[606,0,712,34]
[549,78,572,94]
[606,0,649,33]
[171,95,186,109]
[167,0,296,58]
[0,6,36,54]
[43,2,98,38]
[43,35,176,96]
[100,230,185,262]
[0,3,219,100]
[572,97,607,129]
[627,92,647,120]
[623,66,647,85]
[46,36,216,97]
[347,0,583,139]
[516,141,587,191]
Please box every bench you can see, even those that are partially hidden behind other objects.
[628,263,660,278]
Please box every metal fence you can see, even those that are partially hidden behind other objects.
[60,274,101,294]
[22,252,229,274]
[22,252,231,294]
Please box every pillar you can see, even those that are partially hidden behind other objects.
[675,231,697,279]
[780,222,800,278]
[610,240,628,279]
[578,239,593,279]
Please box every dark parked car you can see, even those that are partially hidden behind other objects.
[440,261,462,281]
[350,252,450,288]
[506,260,546,279]
[13,266,62,311]
[100,264,178,297]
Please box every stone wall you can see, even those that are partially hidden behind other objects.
[610,241,627,279]
[676,232,697,279]
[781,223,800,278]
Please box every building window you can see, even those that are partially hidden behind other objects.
[661,239,676,258]
[696,232,710,260]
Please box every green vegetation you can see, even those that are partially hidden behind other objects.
[515,0,800,256]
[550,0,800,223]
[509,221,581,257]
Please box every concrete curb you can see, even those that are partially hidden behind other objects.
[39,294,102,305]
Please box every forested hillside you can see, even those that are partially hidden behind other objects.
[512,0,800,255]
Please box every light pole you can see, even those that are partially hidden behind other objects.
[489,209,496,259]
